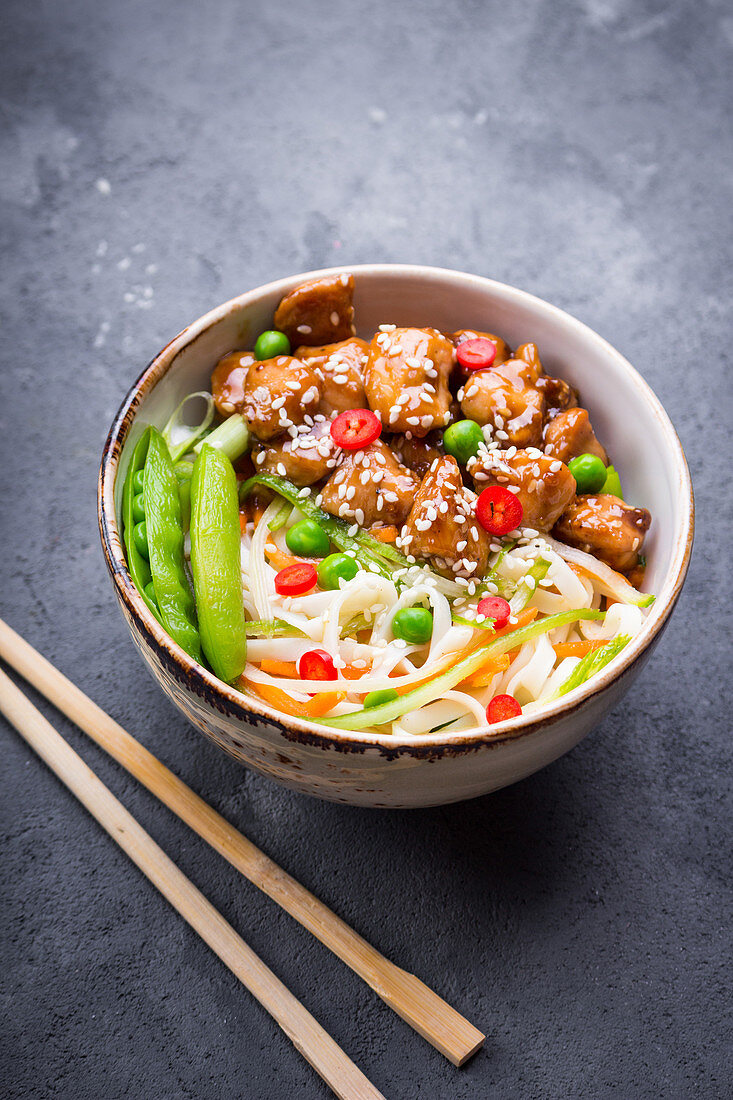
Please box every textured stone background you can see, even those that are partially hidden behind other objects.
[1,1,731,1097]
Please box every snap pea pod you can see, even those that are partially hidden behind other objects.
[121,427,161,621]
[143,429,202,661]
[190,444,247,683]
[174,460,194,532]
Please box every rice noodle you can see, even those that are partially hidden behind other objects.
[236,519,651,732]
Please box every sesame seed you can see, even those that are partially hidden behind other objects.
[297,324,312,334]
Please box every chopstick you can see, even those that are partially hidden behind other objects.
[0,618,484,1067]
[0,667,383,1100]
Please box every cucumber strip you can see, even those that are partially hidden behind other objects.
[244,619,307,638]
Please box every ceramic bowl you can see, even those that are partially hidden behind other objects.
[98,265,693,808]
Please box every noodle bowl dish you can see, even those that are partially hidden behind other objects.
[99,266,693,807]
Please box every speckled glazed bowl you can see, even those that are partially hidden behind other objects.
[98,265,693,808]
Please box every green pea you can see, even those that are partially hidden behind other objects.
[254,330,291,360]
[143,581,158,607]
[286,519,330,558]
[133,520,149,559]
[132,469,145,494]
[364,688,399,709]
[317,552,359,590]
[568,453,607,494]
[601,464,623,498]
[443,419,484,464]
[392,607,433,645]
[132,492,146,523]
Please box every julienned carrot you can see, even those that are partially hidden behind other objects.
[370,525,399,543]
[457,654,511,690]
[260,659,298,677]
[553,639,607,660]
[245,679,345,718]
[340,664,370,680]
[264,542,300,571]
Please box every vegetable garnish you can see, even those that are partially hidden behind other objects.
[567,453,607,494]
[391,607,433,644]
[330,408,382,450]
[274,563,318,596]
[254,329,290,360]
[364,689,399,709]
[318,609,605,730]
[245,680,344,719]
[286,519,330,558]
[476,485,524,537]
[550,634,631,699]
[243,619,307,638]
[486,694,522,723]
[318,553,360,590]
[476,596,511,629]
[443,419,484,464]
[297,649,338,682]
[456,337,497,372]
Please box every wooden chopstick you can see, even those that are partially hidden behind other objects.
[0,667,383,1100]
[0,618,484,1067]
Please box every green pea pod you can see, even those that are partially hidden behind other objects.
[174,460,194,533]
[122,427,160,621]
[190,443,247,683]
[144,429,202,662]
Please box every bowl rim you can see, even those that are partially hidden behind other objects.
[98,263,694,755]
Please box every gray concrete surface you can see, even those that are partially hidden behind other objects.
[1,1,731,1096]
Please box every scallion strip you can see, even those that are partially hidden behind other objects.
[319,608,605,730]
[267,500,292,533]
[164,391,216,462]
[244,619,306,638]
[550,634,631,698]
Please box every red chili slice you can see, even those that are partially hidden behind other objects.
[486,694,522,723]
[477,596,511,629]
[297,649,337,682]
[274,563,317,596]
[476,485,524,536]
[456,337,497,372]
[330,408,381,450]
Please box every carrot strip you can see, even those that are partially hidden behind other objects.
[264,542,300,571]
[340,664,370,680]
[457,654,511,689]
[259,659,298,677]
[370,525,399,543]
[553,639,607,660]
[245,680,345,718]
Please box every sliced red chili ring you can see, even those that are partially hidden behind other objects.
[297,649,338,682]
[476,485,524,537]
[456,337,497,372]
[476,596,511,629]
[330,408,381,450]
[486,694,522,723]
[274,562,318,596]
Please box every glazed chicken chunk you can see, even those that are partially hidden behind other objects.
[401,456,489,577]
[390,432,444,478]
[211,350,256,417]
[294,337,368,416]
[319,439,417,526]
[274,273,356,346]
[252,420,337,487]
[469,448,577,531]
[363,327,454,436]
[460,357,546,449]
[553,494,651,573]
[543,407,608,465]
[243,356,321,441]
